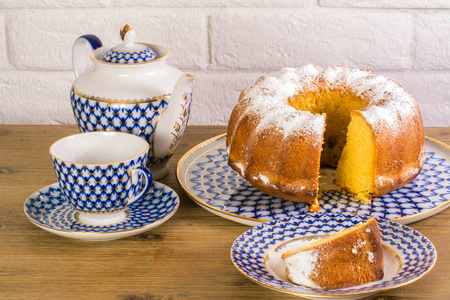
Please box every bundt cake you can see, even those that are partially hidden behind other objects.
[281,217,384,289]
[226,65,425,212]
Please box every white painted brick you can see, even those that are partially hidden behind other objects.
[7,11,207,71]
[211,11,413,70]
[382,71,450,127]
[0,71,75,124]
[319,0,450,8]
[0,16,9,70]
[0,0,315,8]
[0,0,113,8]
[113,0,315,7]
[415,13,450,70]
[189,72,265,125]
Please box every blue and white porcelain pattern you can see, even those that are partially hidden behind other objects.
[70,89,172,165]
[177,134,450,226]
[23,182,179,241]
[102,45,157,64]
[51,151,148,214]
[231,213,436,299]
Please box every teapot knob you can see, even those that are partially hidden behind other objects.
[121,24,137,48]
[120,24,133,41]
[102,24,157,64]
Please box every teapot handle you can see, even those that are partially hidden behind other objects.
[72,34,103,78]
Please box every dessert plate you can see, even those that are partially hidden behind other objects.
[24,181,179,241]
[231,213,436,299]
[177,134,450,226]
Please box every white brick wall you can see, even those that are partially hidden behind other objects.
[211,11,413,70]
[0,1,449,126]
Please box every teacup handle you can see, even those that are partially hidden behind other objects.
[128,166,154,205]
[72,34,103,78]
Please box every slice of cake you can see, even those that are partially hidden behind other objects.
[281,217,384,289]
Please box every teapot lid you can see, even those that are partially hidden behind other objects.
[102,24,157,64]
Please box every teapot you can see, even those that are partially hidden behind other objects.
[70,25,196,179]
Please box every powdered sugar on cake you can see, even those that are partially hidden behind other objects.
[234,66,326,144]
[283,249,320,289]
[229,64,417,147]
[257,174,270,185]
[252,173,279,190]
[352,240,367,254]
[233,162,245,176]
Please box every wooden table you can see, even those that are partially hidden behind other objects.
[1,125,449,299]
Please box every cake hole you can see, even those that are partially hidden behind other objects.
[287,91,376,198]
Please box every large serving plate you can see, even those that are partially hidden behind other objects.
[177,134,450,226]
[231,213,436,299]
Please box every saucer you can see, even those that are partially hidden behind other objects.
[177,134,450,226]
[23,181,179,241]
[231,213,436,299]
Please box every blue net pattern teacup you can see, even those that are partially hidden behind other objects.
[49,131,153,225]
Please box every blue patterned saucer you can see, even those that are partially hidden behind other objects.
[23,182,179,241]
[231,213,436,299]
[177,134,450,226]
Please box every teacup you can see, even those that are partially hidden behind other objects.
[49,131,153,225]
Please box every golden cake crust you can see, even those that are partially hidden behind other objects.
[226,97,324,210]
[367,108,425,196]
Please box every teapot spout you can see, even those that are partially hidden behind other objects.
[152,72,197,177]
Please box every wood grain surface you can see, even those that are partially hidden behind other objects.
[0,125,449,299]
